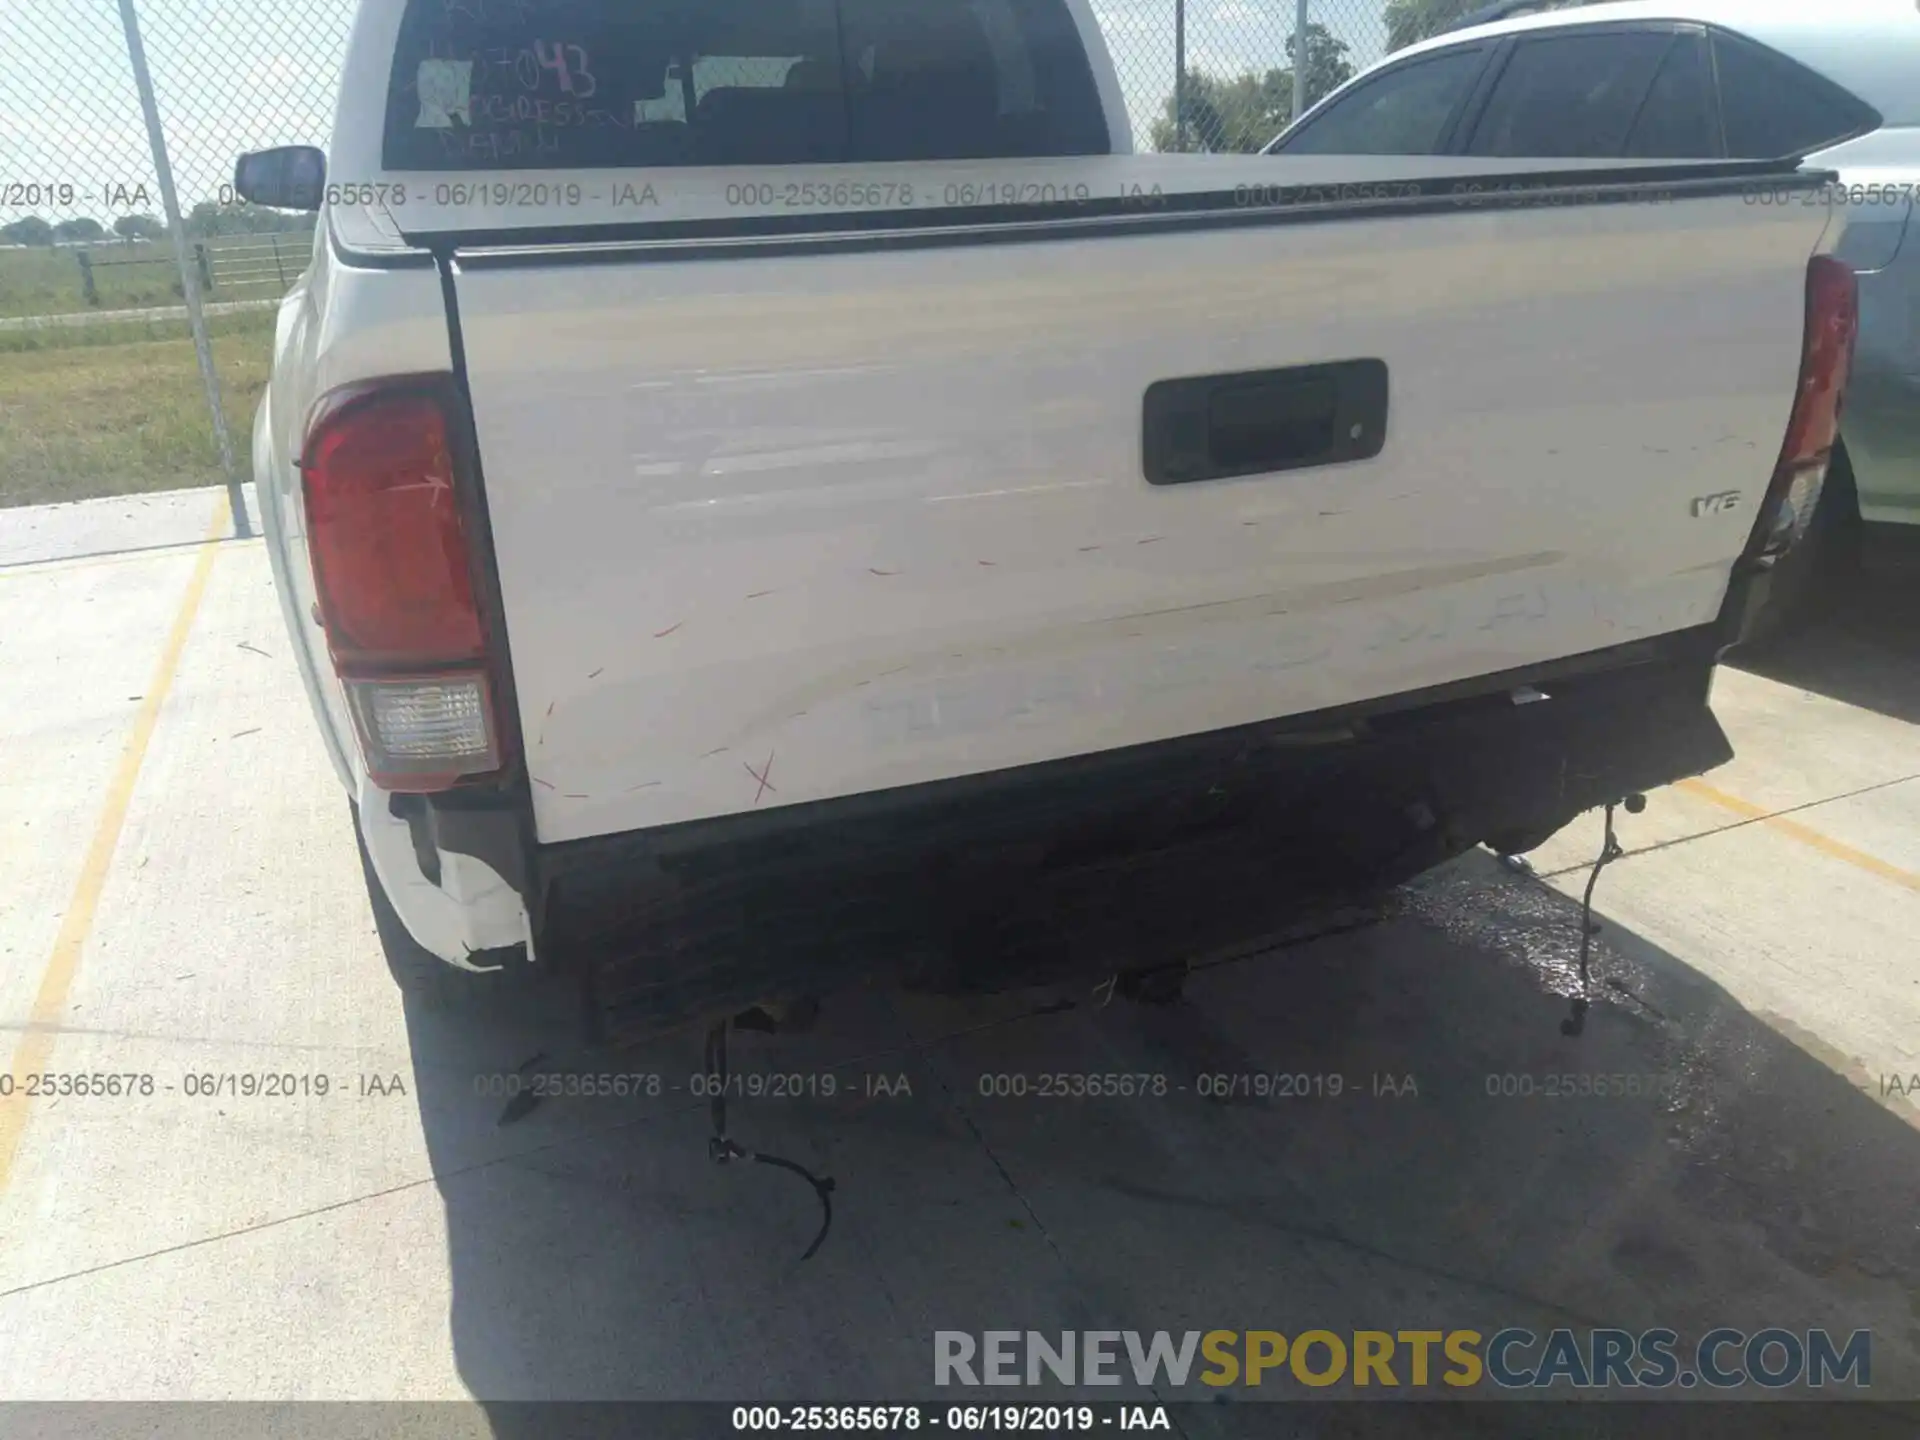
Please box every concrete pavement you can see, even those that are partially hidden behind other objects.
[1,488,1916,1422]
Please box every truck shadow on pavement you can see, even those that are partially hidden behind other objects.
[1730,563,1920,727]
[396,852,1920,1435]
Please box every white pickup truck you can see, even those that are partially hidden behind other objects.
[241,0,1856,1043]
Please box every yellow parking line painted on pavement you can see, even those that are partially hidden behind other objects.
[1676,777,1920,895]
[0,495,230,1197]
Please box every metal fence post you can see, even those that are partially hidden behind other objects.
[1293,0,1312,124]
[1174,0,1186,151]
[76,251,98,306]
[114,0,252,537]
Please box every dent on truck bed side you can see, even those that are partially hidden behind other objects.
[258,219,529,963]
[444,174,1829,848]
[254,384,352,792]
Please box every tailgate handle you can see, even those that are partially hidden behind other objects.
[1143,359,1387,486]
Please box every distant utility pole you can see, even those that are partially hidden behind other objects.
[1292,0,1312,124]
[1175,0,1187,150]
[115,0,251,537]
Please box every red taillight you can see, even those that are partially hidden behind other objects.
[1780,255,1858,471]
[305,393,483,667]
[302,388,502,791]
[1751,255,1859,561]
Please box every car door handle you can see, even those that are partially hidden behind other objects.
[1143,359,1388,486]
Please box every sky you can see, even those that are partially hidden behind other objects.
[0,0,1391,225]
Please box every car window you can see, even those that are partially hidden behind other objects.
[1276,48,1484,155]
[1714,33,1876,158]
[381,0,1109,170]
[1467,30,1670,157]
[1623,33,1717,158]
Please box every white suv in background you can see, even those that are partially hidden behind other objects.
[1269,0,1920,634]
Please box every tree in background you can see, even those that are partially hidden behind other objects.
[1151,69,1285,153]
[1384,0,1489,50]
[113,213,167,241]
[1287,22,1358,112]
[0,216,56,246]
[52,218,107,243]
[184,199,315,237]
[1151,23,1354,152]
[1384,0,1578,52]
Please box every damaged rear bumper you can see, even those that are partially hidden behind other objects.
[488,627,1733,1044]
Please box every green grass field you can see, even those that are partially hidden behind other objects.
[0,242,178,316]
[0,234,308,507]
[0,309,275,508]
[0,232,313,318]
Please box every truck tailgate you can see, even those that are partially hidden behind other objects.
[449,181,1830,845]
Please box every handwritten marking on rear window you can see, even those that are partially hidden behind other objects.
[532,39,597,97]
[473,41,594,97]
[442,0,555,22]
[415,59,473,128]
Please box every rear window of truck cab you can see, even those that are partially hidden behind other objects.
[381,0,1110,169]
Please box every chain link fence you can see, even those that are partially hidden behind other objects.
[0,0,357,513]
[1098,0,1392,153]
[0,0,351,298]
[2,0,1428,511]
